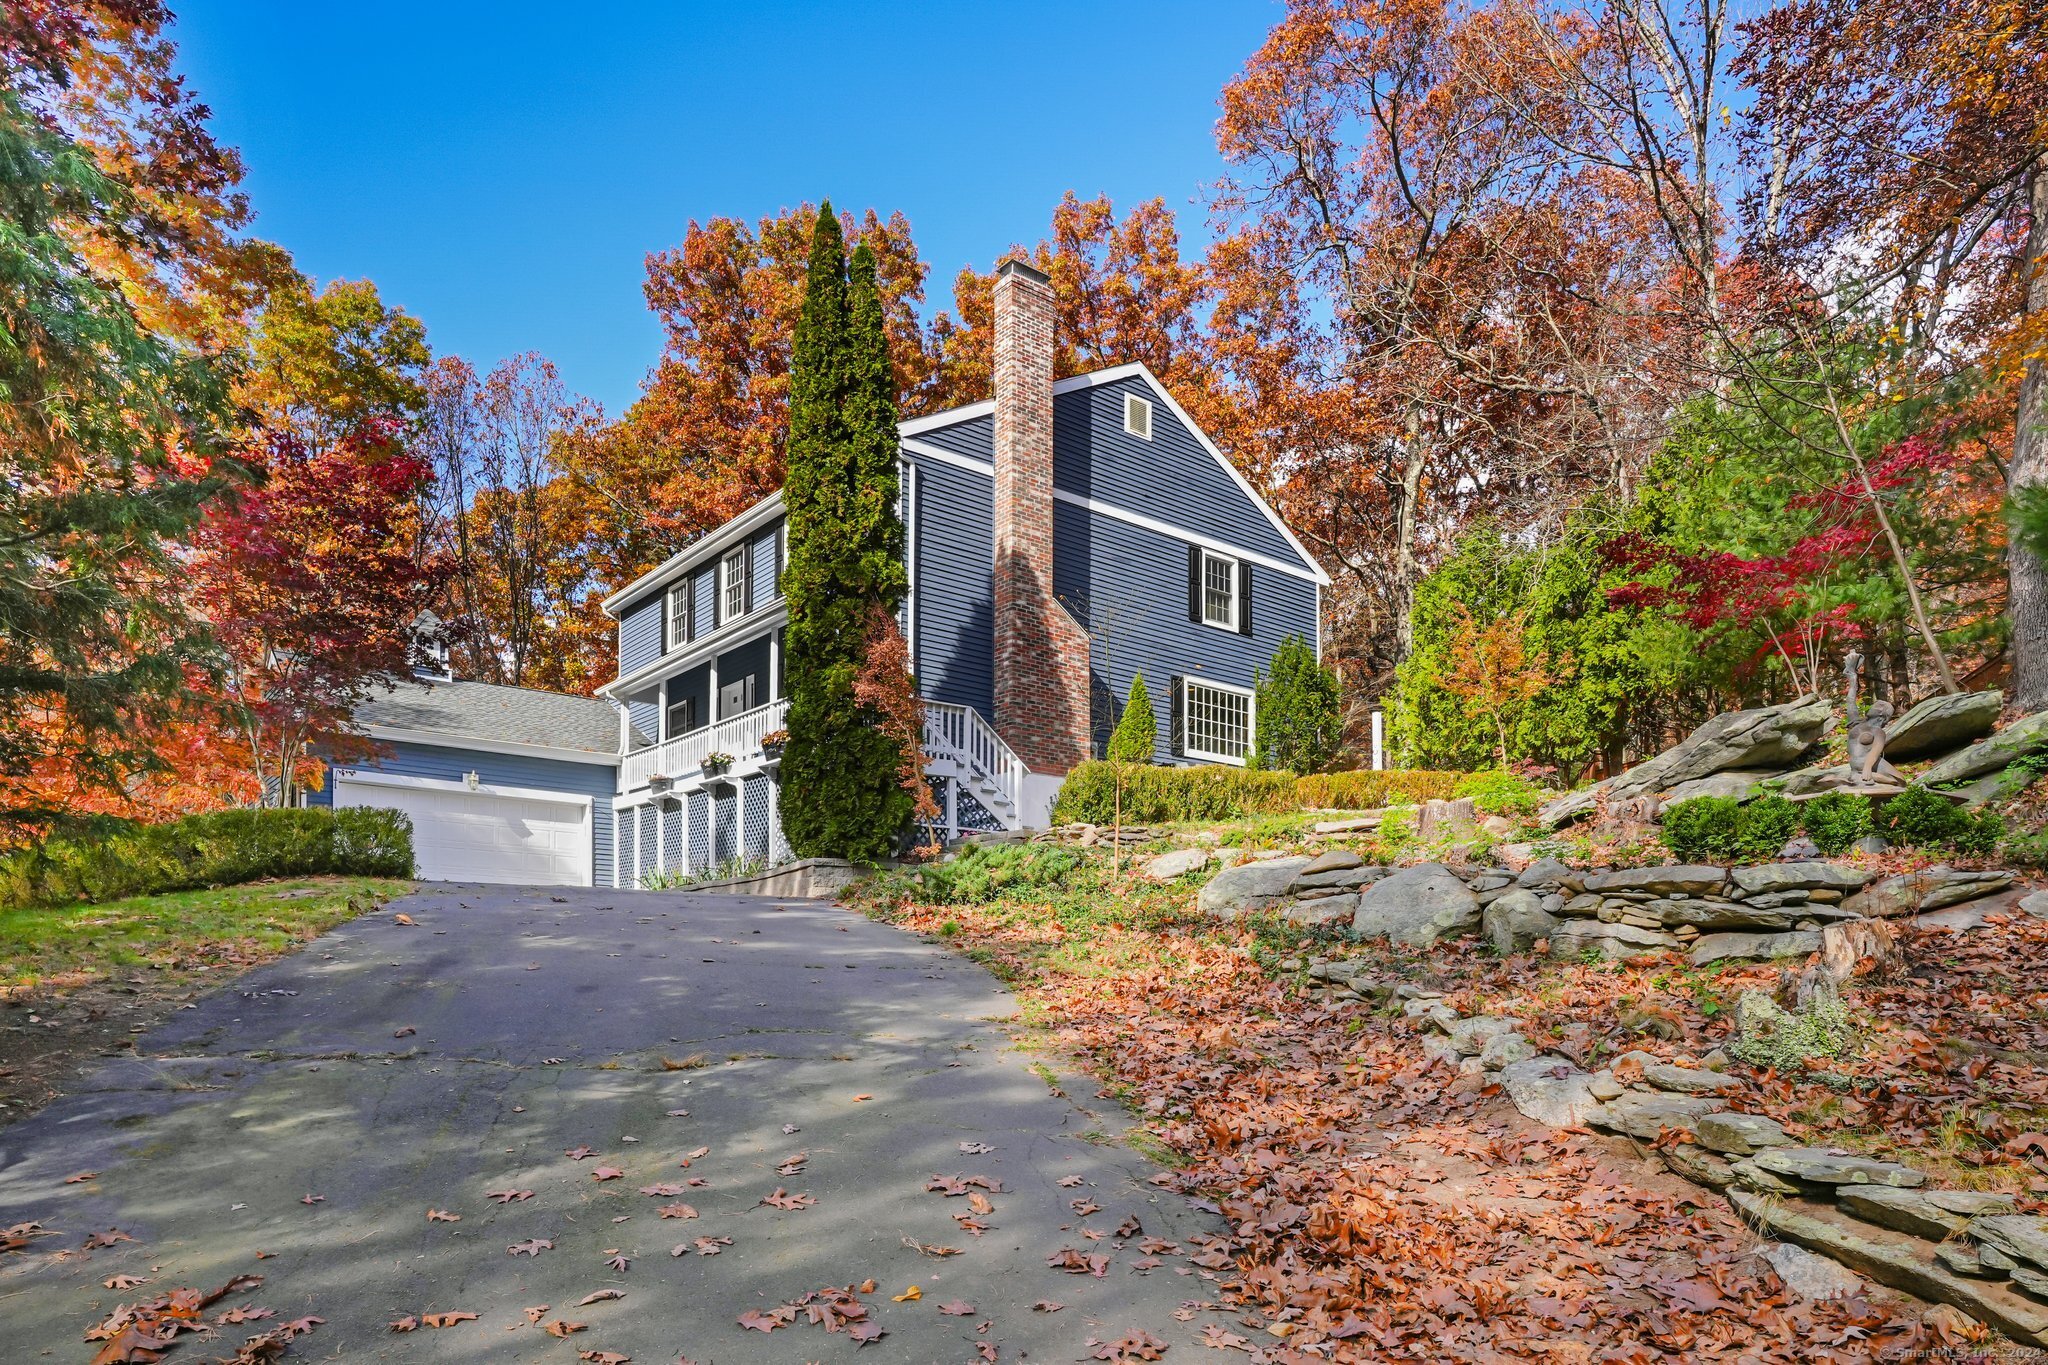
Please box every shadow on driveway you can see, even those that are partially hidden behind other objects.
[0,884,1226,1361]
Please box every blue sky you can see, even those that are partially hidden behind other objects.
[169,1,1279,417]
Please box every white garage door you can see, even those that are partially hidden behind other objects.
[335,774,592,887]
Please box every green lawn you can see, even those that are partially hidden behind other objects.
[0,876,412,994]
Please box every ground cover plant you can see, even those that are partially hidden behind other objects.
[855,830,2048,1358]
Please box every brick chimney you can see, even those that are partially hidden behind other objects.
[991,258,1091,776]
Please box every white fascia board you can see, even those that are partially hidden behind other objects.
[598,605,790,700]
[1124,366,1332,586]
[891,364,1149,440]
[898,398,994,436]
[334,767,596,809]
[363,725,621,766]
[600,491,785,618]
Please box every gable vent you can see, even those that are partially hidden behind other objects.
[1123,393,1153,440]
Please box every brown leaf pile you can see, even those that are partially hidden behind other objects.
[872,884,1973,1360]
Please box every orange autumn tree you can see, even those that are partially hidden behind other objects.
[1439,604,1554,766]
[850,605,941,855]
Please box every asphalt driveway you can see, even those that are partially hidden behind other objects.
[0,885,1226,1362]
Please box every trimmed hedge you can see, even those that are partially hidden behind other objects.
[1052,762,1297,824]
[1293,768,1466,811]
[1051,762,1471,824]
[0,807,414,910]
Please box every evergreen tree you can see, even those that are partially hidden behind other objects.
[0,85,231,823]
[1107,673,1157,763]
[777,209,910,861]
[1254,636,1341,773]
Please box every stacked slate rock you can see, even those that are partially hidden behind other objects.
[1538,690,2047,825]
[1411,997,2048,1342]
[1192,849,2036,962]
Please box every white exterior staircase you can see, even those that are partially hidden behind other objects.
[922,700,1027,831]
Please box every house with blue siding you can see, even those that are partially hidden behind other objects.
[326,259,1328,888]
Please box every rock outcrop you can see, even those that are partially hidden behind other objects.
[1349,862,1482,946]
[1884,689,2002,761]
[1920,708,2048,785]
[1541,699,1831,826]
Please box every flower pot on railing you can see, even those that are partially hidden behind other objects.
[760,729,788,762]
[701,752,735,778]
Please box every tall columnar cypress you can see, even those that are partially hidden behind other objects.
[777,207,911,861]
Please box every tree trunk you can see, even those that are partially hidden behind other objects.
[1393,410,1427,661]
[2013,165,2048,712]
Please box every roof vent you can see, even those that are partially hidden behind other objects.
[1124,393,1153,440]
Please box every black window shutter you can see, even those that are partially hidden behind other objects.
[1187,545,1202,623]
[774,522,786,595]
[743,542,755,616]
[1168,675,1185,757]
[1238,560,1253,636]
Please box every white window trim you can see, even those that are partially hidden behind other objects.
[1183,677,1255,766]
[720,545,748,623]
[1123,392,1153,440]
[1199,548,1240,632]
[665,583,691,652]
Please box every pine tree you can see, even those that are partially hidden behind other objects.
[777,209,911,861]
[0,85,231,824]
[1254,636,1341,773]
[1107,673,1157,763]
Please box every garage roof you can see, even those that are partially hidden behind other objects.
[356,678,619,758]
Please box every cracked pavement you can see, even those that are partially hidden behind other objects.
[0,884,1227,1361]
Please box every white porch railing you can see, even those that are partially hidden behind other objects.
[923,700,1028,828]
[621,698,789,792]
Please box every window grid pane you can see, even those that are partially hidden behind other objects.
[1202,553,1235,627]
[1187,681,1250,760]
[723,550,747,621]
[667,588,689,648]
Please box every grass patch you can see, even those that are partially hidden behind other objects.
[0,875,410,996]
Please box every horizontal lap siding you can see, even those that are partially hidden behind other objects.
[618,596,663,674]
[694,565,716,631]
[307,739,616,884]
[916,412,994,463]
[666,664,710,736]
[1052,501,1317,764]
[716,636,771,713]
[752,520,782,606]
[906,451,994,715]
[1053,376,1304,567]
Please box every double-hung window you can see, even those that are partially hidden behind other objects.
[720,545,749,623]
[664,583,691,652]
[1183,678,1254,765]
[1200,549,1239,631]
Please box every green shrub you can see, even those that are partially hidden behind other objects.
[1052,761,1295,824]
[1871,786,2002,854]
[912,842,1081,904]
[1740,794,1800,859]
[1292,769,1466,811]
[1253,635,1342,773]
[1802,792,1872,856]
[0,807,414,909]
[1452,769,1544,818]
[1661,793,1797,862]
[1106,673,1157,763]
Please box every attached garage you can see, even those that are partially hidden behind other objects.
[334,772,594,887]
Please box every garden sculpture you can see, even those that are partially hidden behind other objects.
[1842,651,1905,787]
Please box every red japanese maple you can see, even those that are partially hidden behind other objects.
[189,420,446,803]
